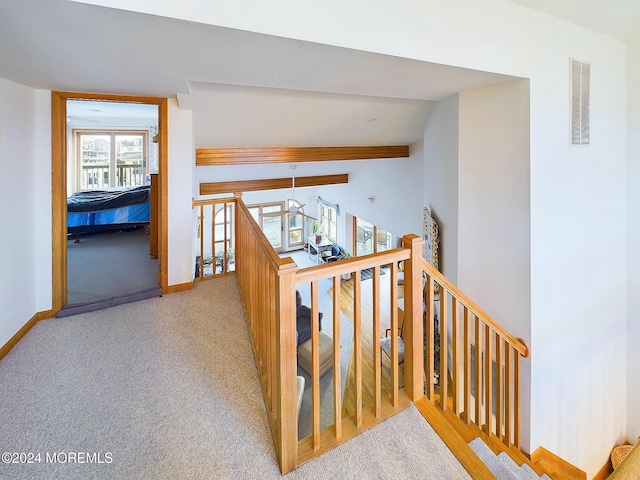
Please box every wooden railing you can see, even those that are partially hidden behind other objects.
[294,236,423,466]
[421,258,529,449]
[196,195,529,472]
[234,196,299,473]
[193,197,236,279]
[81,163,145,189]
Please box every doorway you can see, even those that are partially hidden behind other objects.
[51,92,168,316]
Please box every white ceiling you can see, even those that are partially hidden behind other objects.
[510,0,640,42]
[1,1,637,147]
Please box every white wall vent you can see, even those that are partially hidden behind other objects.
[571,58,590,145]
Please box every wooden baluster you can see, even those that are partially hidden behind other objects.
[484,324,493,436]
[439,289,448,410]
[311,280,321,450]
[198,205,204,279]
[474,315,482,428]
[514,345,521,449]
[211,204,218,276]
[463,307,471,424]
[451,298,459,415]
[425,275,435,401]
[390,262,399,407]
[372,265,381,417]
[353,271,363,427]
[505,343,512,446]
[332,276,342,438]
[495,333,504,444]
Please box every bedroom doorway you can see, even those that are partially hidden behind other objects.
[51,92,168,316]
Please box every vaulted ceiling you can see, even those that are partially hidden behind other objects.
[2,1,637,147]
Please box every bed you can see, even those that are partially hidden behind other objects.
[67,185,151,239]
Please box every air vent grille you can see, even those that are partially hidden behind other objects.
[571,59,590,145]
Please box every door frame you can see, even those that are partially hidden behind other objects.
[51,92,168,315]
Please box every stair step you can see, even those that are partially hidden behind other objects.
[469,437,519,480]
[470,437,551,480]
[497,452,539,480]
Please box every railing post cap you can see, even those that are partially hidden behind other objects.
[401,233,424,246]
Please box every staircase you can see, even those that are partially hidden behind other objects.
[416,397,584,480]
[470,437,551,480]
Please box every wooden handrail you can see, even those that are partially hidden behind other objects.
[422,259,529,357]
[295,248,409,284]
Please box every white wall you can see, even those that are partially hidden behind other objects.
[167,99,195,286]
[458,79,532,447]
[527,47,627,480]
[35,90,52,312]
[196,150,424,251]
[626,37,640,441]
[0,78,38,346]
[458,80,531,343]
[423,94,460,283]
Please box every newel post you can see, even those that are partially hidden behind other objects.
[275,258,299,474]
[401,234,425,402]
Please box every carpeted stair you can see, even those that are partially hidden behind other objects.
[469,437,552,480]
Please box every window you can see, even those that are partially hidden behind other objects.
[320,204,337,242]
[75,130,148,190]
[213,204,234,273]
[287,200,304,248]
[354,217,391,256]
[247,202,285,253]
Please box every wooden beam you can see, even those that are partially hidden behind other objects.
[199,174,348,196]
[196,145,409,166]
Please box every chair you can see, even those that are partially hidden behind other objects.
[356,226,372,249]
[380,306,405,365]
[321,244,342,263]
[376,230,388,250]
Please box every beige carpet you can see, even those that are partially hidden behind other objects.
[66,228,159,306]
[0,275,469,479]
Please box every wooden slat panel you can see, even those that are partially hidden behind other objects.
[196,145,410,165]
[200,174,349,195]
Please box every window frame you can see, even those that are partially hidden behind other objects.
[320,203,337,243]
[73,129,149,192]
